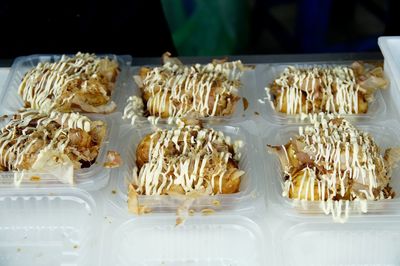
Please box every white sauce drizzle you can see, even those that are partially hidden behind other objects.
[271,66,362,115]
[132,126,244,196]
[19,52,119,113]
[281,115,392,221]
[124,60,245,124]
[0,110,103,179]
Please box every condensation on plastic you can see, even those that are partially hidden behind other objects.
[0,54,132,115]
[114,65,258,126]
[107,122,263,214]
[0,113,120,191]
[254,62,388,125]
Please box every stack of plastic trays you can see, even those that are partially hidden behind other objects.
[255,43,400,266]
[103,62,272,266]
[0,56,273,266]
[0,54,131,266]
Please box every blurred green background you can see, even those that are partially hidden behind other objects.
[162,0,250,56]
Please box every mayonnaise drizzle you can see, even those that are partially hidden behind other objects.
[282,115,393,220]
[271,66,362,115]
[132,126,244,196]
[19,52,119,113]
[0,109,102,172]
[125,60,245,124]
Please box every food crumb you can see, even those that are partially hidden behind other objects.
[103,150,122,168]
[176,217,184,226]
[111,190,116,194]
[212,200,221,207]
[242,97,249,110]
[188,209,195,216]
[201,208,215,216]
[30,176,41,181]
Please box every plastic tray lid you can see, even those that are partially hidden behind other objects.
[100,214,268,266]
[0,187,99,266]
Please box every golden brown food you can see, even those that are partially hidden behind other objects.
[0,109,106,183]
[123,53,249,123]
[267,62,388,115]
[130,125,245,196]
[269,115,399,219]
[19,52,120,114]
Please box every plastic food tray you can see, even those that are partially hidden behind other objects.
[100,213,271,266]
[0,113,120,191]
[255,61,388,125]
[0,54,132,115]
[0,188,100,266]
[0,42,400,265]
[114,65,258,126]
[108,122,263,214]
[261,119,400,219]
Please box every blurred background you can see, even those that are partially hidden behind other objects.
[0,0,399,58]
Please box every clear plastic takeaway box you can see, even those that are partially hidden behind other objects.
[99,211,272,266]
[0,185,273,266]
[0,54,132,115]
[270,213,400,266]
[0,113,120,191]
[113,64,258,126]
[0,187,101,266]
[107,121,264,214]
[261,119,400,219]
[254,61,389,125]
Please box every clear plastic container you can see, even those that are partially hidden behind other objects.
[0,54,132,115]
[0,187,100,266]
[0,113,120,191]
[261,120,400,219]
[270,214,400,266]
[115,65,258,126]
[255,62,388,125]
[99,214,270,266]
[108,122,264,214]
